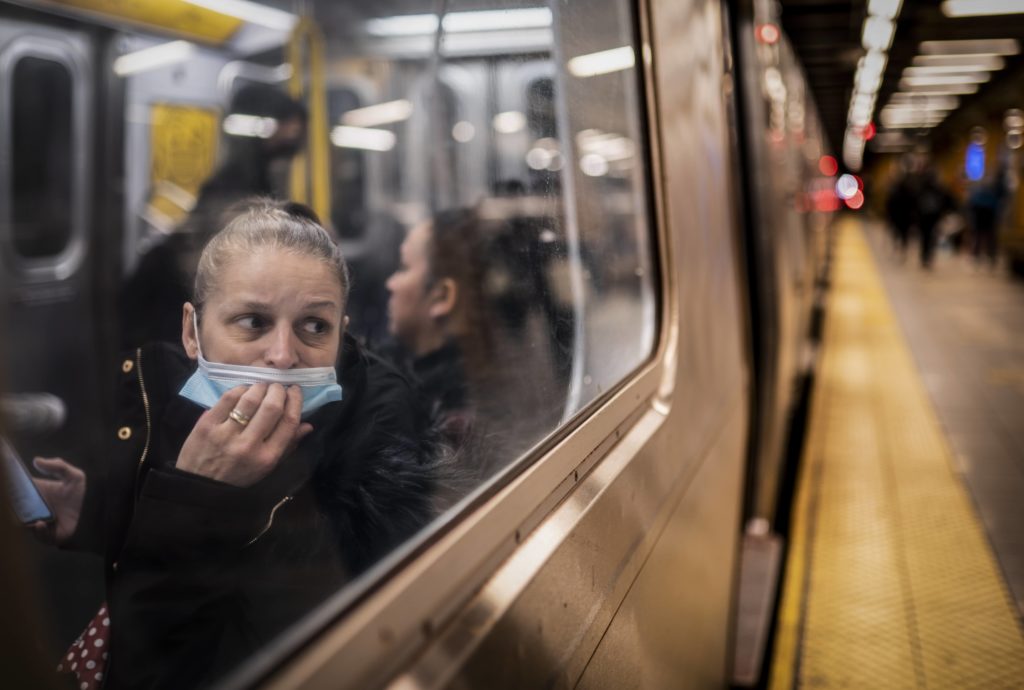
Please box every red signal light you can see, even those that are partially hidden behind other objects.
[819,155,839,177]
[757,24,781,45]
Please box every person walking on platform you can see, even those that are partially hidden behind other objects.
[913,169,957,269]
[967,167,1007,268]
[886,170,916,260]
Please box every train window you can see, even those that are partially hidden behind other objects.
[1,1,657,687]
[9,56,73,259]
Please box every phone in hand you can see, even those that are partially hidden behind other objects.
[0,436,54,524]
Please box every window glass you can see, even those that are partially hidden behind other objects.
[10,56,73,258]
[1,1,657,686]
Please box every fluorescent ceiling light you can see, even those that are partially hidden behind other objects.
[899,82,980,94]
[184,0,297,31]
[367,13,435,35]
[444,8,552,32]
[366,8,552,37]
[330,126,396,151]
[919,39,1020,55]
[900,73,990,87]
[113,40,195,76]
[904,64,1002,76]
[861,50,888,77]
[883,122,941,129]
[223,114,277,138]
[341,99,413,127]
[881,117,946,126]
[887,94,960,109]
[868,0,903,19]
[943,0,1024,16]
[912,54,1006,69]
[568,46,635,77]
[862,16,895,51]
[857,69,883,94]
[492,111,526,134]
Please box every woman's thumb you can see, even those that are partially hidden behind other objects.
[32,456,69,479]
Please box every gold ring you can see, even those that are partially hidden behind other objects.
[228,408,251,427]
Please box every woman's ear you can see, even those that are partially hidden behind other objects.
[182,303,199,360]
[428,278,458,320]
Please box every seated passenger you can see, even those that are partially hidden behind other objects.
[29,199,443,689]
[385,208,493,445]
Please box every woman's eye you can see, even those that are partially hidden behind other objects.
[301,319,329,336]
[236,315,267,330]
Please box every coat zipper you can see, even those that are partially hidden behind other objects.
[112,349,152,575]
[246,495,293,546]
[134,347,152,493]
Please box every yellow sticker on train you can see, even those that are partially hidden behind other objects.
[50,0,242,44]
[148,103,219,223]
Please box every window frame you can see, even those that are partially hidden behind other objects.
[219,0,676,687]
[0,33,90,283]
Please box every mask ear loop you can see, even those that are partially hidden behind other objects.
[192,310,207,362]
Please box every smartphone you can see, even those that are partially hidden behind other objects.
[0,436,54,524]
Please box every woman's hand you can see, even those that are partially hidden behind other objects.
[28,457,86,545]
[176,383,313,487]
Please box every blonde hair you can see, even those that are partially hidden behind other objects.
[193,198,349,310]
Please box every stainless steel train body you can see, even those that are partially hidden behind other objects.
[0,0,830,686]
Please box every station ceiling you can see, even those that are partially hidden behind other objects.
[779,0,1024,160]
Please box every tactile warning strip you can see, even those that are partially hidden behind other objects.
[770,220,1024,689]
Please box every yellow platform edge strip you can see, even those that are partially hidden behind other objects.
[768,220,1024,689]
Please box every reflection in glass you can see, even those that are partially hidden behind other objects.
[0,1,658,687]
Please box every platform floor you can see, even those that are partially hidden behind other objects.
[769,219,1024,689]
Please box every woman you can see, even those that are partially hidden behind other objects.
[31,199,443,689]
[385,208,495,447]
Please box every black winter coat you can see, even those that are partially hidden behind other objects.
[70,335,441,688]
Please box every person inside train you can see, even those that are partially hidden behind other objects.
[120,85,309,348]
[385,207,494,449]
[28,199,451,689]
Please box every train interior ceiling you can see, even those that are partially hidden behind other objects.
[17,0,1014,687]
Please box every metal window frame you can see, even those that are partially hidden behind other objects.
[0,31,90,283]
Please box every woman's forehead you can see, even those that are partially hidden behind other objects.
[212,248,343,304]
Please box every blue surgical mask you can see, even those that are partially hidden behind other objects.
[179,312,343,418]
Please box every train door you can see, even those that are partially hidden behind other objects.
[0,17,108,645]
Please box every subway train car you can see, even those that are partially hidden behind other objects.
[0,0,830,687]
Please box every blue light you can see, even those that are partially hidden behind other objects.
[965,142,985,181]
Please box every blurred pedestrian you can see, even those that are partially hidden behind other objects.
[913,169,957,269]
[886,169,916,260]
[967,167,1007,268]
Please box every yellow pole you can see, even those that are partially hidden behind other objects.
[285,17,331,224]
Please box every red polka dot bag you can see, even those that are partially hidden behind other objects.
[56,602,110,690]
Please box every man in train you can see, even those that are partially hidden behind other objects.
[120,85,308,348]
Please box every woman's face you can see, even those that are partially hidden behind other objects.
[386,222,435,347]
[183,247,344,369]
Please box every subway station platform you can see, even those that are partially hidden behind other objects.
[769,218,1024,689]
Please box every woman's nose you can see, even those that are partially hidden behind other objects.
[263,324,299,369]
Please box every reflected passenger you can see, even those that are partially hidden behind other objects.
[385,208,493,445]
[121,85,308,348]
[29,200,444,689]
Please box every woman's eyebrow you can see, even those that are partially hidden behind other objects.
[304,300,339,311]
